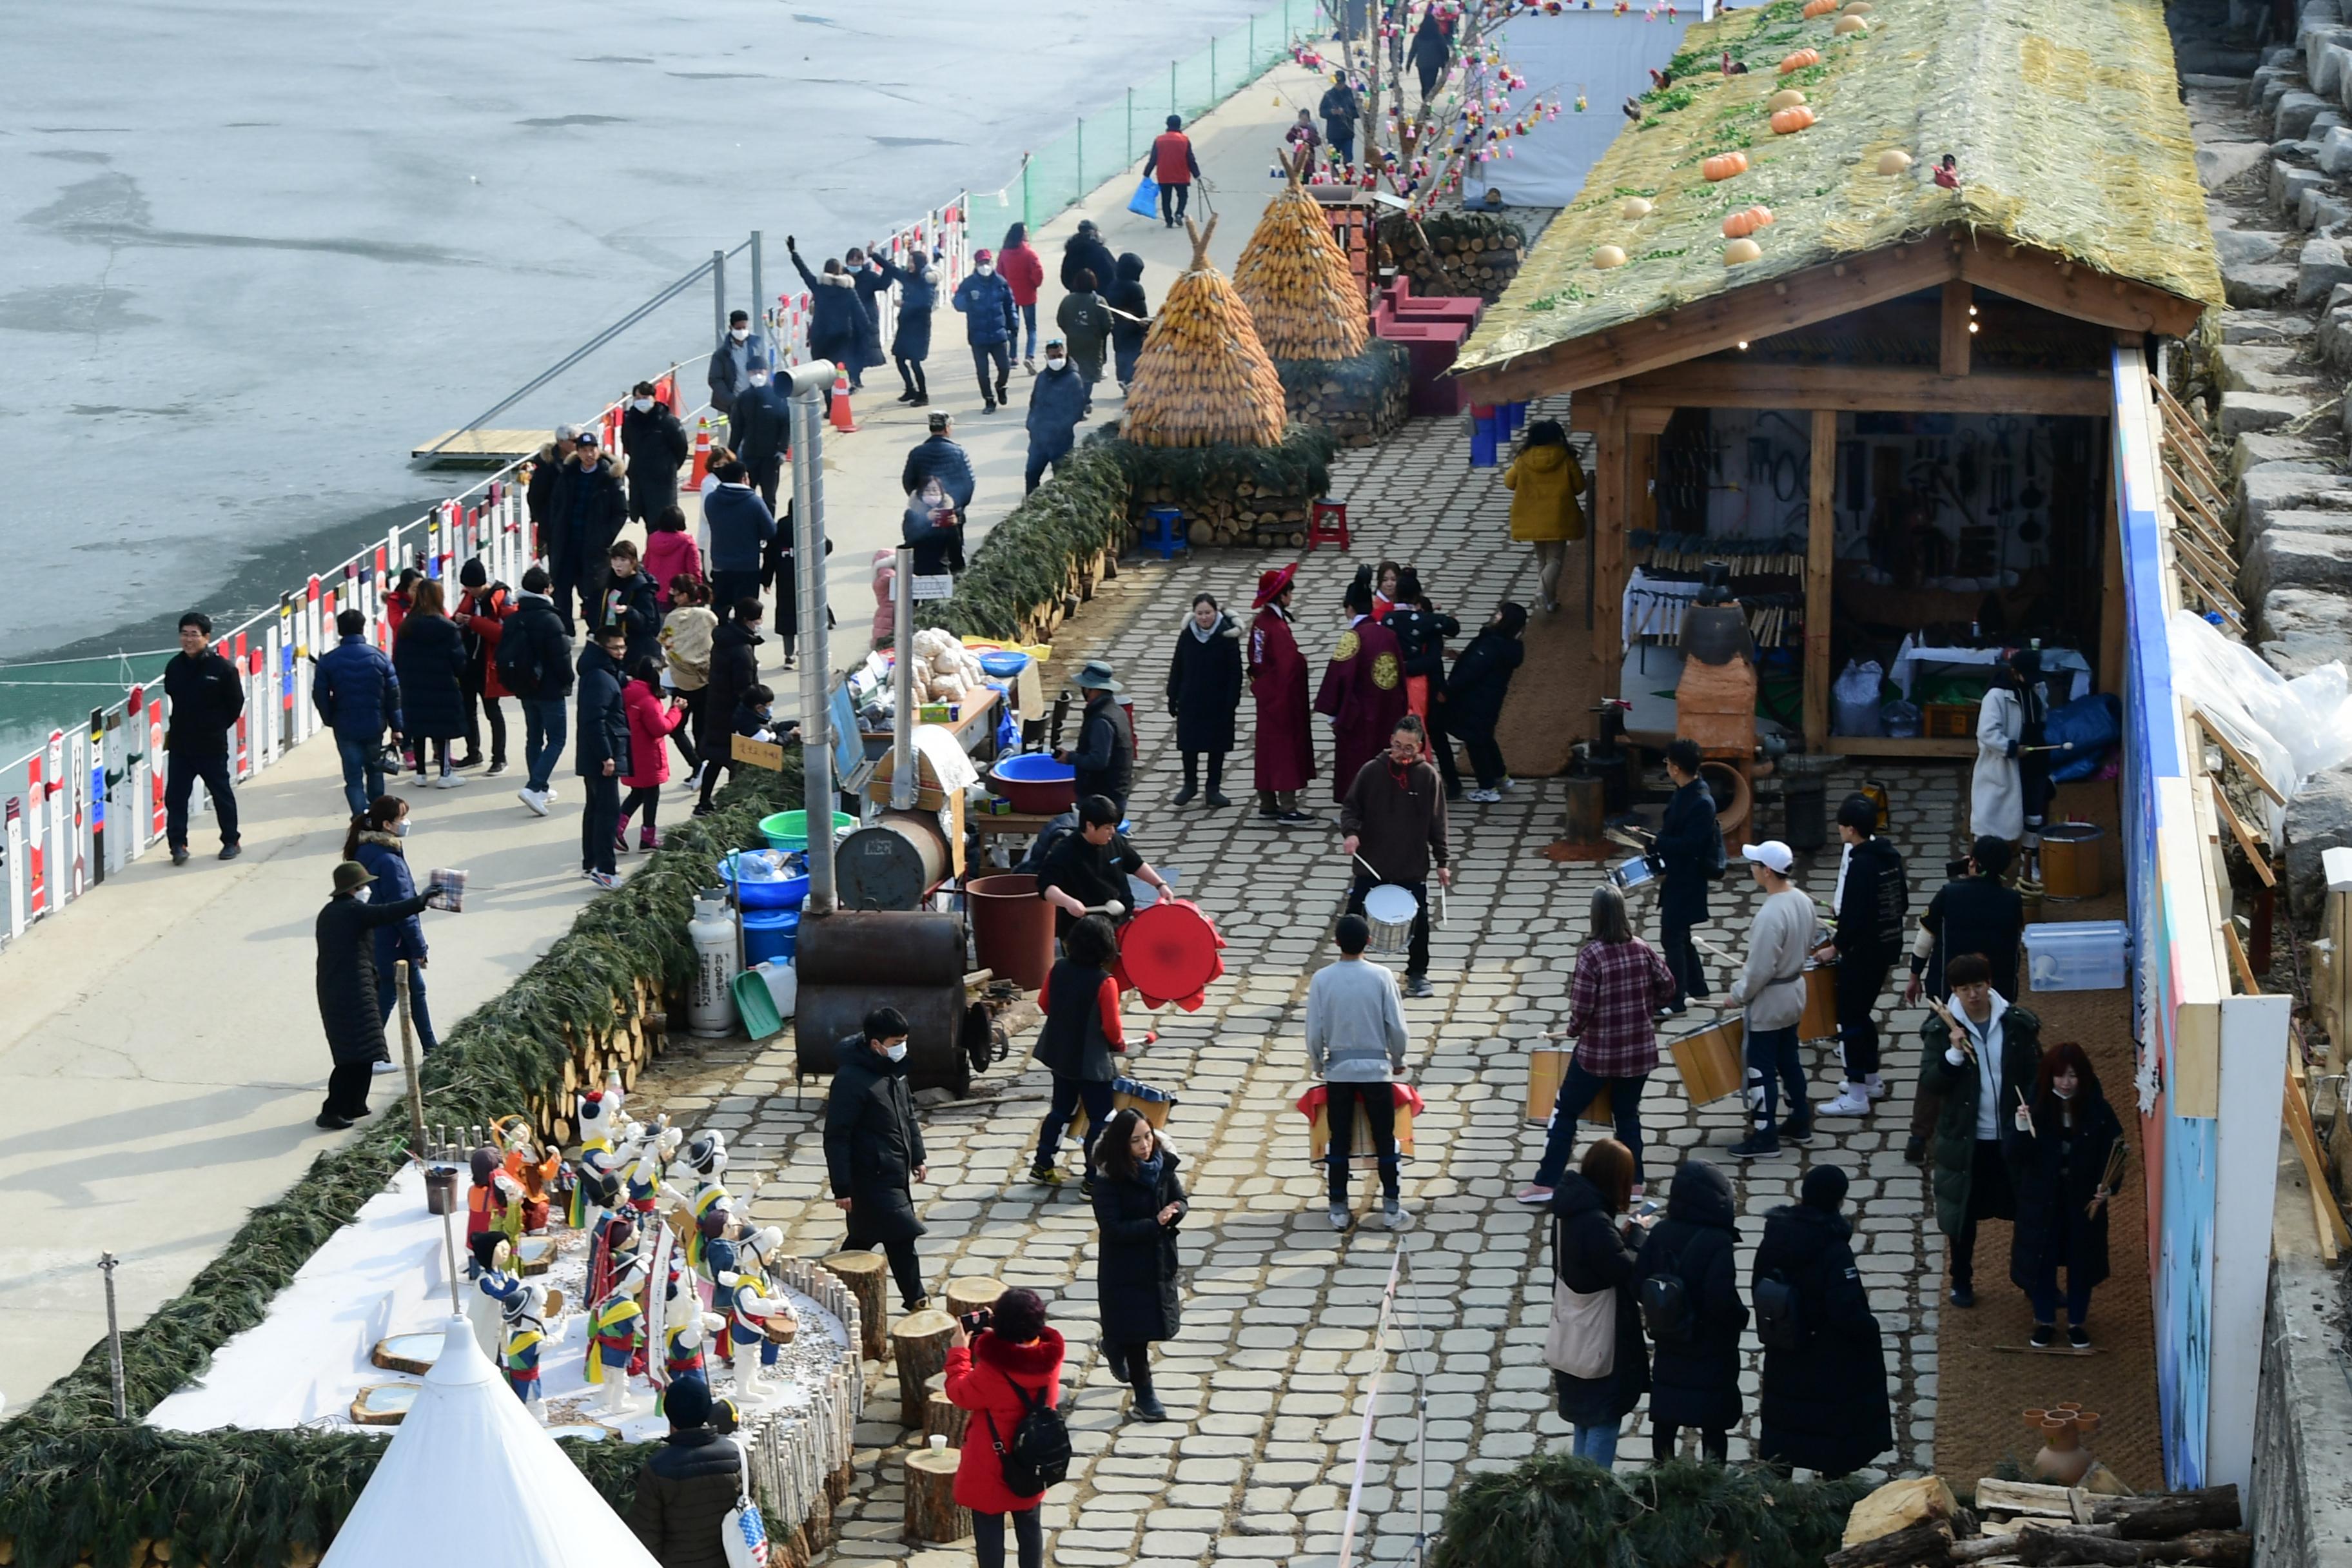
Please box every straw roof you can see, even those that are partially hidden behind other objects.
[1235,148,1371,362]
[1455,0,2221,377]
[1122,215,1289,448]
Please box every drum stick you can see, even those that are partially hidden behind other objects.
[2015,1085,2036,1138]
[1352,852,1382,881]
[2019,742,2077,754]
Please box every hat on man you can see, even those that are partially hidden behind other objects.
[333,861,375,895]
[664,1374,714,1429]
[1072,659,1122,693]
[458,558,488,589]
[1740,840,1795,874]
[1801,1164,1849,1213]
[1251,564,1298,609]
[974,248,994,262]
[575,429,600,449]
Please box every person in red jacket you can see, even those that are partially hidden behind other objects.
[616,656,688,852]
[454,559,513,776]
[946,1287,1063,1568]
[996,223,1048,371]
[1150,114,1204,229]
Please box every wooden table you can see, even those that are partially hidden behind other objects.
[859,686,1001,763]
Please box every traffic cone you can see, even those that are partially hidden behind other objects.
[687,417,712,491]
[829,366,857,433]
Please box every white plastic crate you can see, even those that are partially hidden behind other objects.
[2023,919,2130,992]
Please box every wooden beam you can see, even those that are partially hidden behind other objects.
[1453,240,1959,402]
[2210,776,2278,888]
[1941,279,1973,378]
[1592,399,1629,674]
[2101,439,2126,698]
[1828,734,1979,759]
[2193,712,2288,804]
[1619,363,2110,416]
[1958,238,2208,338]
[2223,921,2262,994]
[1805,409,1837,750]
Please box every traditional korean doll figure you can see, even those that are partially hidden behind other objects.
[585,1255,650,1417]
[567,1077,627,1230]
[623,1119,682,1220]
[496,1116,563,1233]
[716,1226,794,1403]
[658,1263,725,1417]
[465,1148,524,1275]
[489,1275,562,1421]
[671,1128,734,1277]
[585,1173,638,1313]
[467,1242,516,1358]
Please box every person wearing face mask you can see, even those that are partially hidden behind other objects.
[1919,951,2043,1309]
[1054,271,1113,416]
[346,795,437,1062]
[729,363,793,513]
[786,235,874,393]
[873,243,943,406]
[1024,338,1088,494]
[901,411,976,573]
[997,223,1047,369]
[620,381,687,525]
[1339,715,1451,999]
[952,250,1020,413]
[705,310,770,451]
[547,430,629,634]
[2004,1040,2123,1349]
[1166,593,1242,808]
[825,1007,932,1313]
[842,246,890,393]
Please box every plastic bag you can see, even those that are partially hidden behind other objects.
[1129,175,1160,217]
[1831,660,1885,737]
[1879,700,1921,739]
[2045,694,2122,783]
[2168,609,2352,830]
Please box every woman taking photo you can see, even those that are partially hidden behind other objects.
[1517,883,1676,1206]
[1165,592,1242,809]
[392,578,467,787]
[344,796,436,1057]
[945,1286,1063,1568]
[1547,1138,1649,1466]
[2006,1040,2125,1348]
[1092,1108,1186,1423]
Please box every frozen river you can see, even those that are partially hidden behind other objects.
[0,0,1276,749]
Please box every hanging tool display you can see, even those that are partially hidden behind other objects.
[1628,531,1807,574]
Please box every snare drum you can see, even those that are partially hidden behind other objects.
[1361,883,1419,953]
[1800,961,1839,1042]
[1607,856,1658,899]
[1669,1016,1746,1106]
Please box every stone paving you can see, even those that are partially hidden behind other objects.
[640,411,1972,1565]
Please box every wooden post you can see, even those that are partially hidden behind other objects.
[1804,409,1838,750]
[2099,431,2128,696]
[903,1446,970,1543]
[924,1369,972,1446]
[945,1276,1008,1322]
[1591,393,1628,677]
[891,1308,957,1429]
[821,1251,889,1362]
[1940,279,1973,378]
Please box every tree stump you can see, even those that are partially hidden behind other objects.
[903,1447,970,1544]
[891,1308,957,1429]
[925,1369,970,1447]
[945,1276,1007,1324]
[821,1250,888,1362]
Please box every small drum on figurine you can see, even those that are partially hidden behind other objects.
[1360,884,1418,954]
[761,1311,799,1346]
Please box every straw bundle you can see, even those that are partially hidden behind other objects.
[1456,0,2222,375]
[1235,148,1369,360]
[1121,215,1288,449]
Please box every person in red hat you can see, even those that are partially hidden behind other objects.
[1248,565,1317,825]
[1315,567,1408,804]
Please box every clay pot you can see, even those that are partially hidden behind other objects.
[2029,1407,2101,1485]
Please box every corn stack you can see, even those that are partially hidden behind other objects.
[1121,215,1287,449]
[1234,147,1369,361]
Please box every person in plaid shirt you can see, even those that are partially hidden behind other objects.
[1518,883,1677,1205]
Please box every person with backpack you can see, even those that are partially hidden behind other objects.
[945,1287,1065,1568]
[1632,1159,1747,1464]
[500,566,574,816]
[1751,1164,1891,1476]
[1545,1138,1650,1467]
[1921,952,2043,1308]
[1649,738,1718,1015]
[1714,841,1817,1161]
[1091,1107,1186,1422]
[623,1374,742,1568]
[1814,794,1907,1118]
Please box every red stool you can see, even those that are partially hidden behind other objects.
[1307,498,1350,551]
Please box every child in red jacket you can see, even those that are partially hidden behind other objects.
[617,656,688,852]
[946,1287,1063,1568]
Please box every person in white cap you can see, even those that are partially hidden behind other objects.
[1709,839,1817,1159]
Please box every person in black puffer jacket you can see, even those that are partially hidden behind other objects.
[620,382,689,524]
[391,580,468,785]
[1106,253,1150,390]
[1752,1164,1891,1476]
[695,602,765,816]
[1632,1158,1747,1463]
[1549,1139,1650,1466]
[1444,602,1526,798]
[1060,220,1119,298]
[825,1009,931,1312]
[1380,567,1461,797]
[1092,1106,1186,1423]
[625,1376,740,1568]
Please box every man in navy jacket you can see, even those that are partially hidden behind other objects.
[313,608,405,815]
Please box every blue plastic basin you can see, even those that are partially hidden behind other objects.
[718,853,809,910]
[741,908,801,967]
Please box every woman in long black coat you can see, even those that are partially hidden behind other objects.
[1093,1108,1186,1423]
[1549,1139,1649,1466]
[1752,1164,1892,1476]
[1106,253,1150,391]
[620,382,689,523]
[391,579,468,784]
[1444,603,1527,798]
[1166,593,1242,809]
[2005,1040,2125,1348]
[1632,1158,1747,1464]
[316,859,437,1128]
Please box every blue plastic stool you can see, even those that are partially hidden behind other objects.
[1142,505,1188,559]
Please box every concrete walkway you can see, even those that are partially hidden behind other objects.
[0,57,1321,1408]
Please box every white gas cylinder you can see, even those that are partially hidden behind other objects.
[687,892,738,1037]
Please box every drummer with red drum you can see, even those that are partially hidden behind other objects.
[1039,794,1171,938]
[1340,715,1451,999]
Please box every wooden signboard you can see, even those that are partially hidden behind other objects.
[732,733,786,772]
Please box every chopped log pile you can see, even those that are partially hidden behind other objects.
[1831,1478,2248,1568]
[1131,480,1315,550]
[1377,211,1527,302]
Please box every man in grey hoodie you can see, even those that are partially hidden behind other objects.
[1306,914,1413,1231]
[1715,839,1817,1160]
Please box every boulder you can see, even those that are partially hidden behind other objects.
[2301,235,2352,302]
[2222,308,2318,343]
[2219,389,2316,435]
[2214,227,2290,266]
[2280,88,2334,137]
[2320,302,2352,368]
[2271,161,2327,215]
[2240,462,2352,534]
[2234,429,2329,476]
[2242,515,2352,602]
[2219,341,2309,393]
[2184,72,2258,90]
[2286,766,2352,919]
[2202,140,2273,190]
[2257,585,2352,676]
[2302,186,2352,229]
[2225,261,2300,306]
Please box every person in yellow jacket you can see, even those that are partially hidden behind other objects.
[1504,420,1587,613]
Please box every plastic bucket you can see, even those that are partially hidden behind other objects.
[967,873,1055,992]
[758,810,858,852]
[718,852,810,910]
[741,908,803,967]
[988,753,1075,815]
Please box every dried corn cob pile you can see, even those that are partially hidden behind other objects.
[1235,148,1368,362]
[1121,215,1288,449]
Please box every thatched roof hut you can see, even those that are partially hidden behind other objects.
[1235,148,1371,362]
[1122,215,1288,449]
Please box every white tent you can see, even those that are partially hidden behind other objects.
[320,1317,662,1567]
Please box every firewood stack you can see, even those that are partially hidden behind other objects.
[1128,482,1314,549]
[1378,215,1526,301]
[1829,1478,2249,1568]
